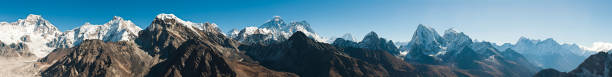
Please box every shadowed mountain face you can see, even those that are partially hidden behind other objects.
[241,31,468,77]
[146,39,235,77]
[41,40,156,77]
[534,51,612,77]
[240,31,387,77]
[135,14,296,77]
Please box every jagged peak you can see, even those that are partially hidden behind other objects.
[412,24,442,40]
[417,24,432,30]
[340,33,355,41]
[273,16,282,21]
[364,31,379,38]
[415,24,440,35]
[444,28,458,34]
[517,36,536,44]
[540,38,559,45]
[112,16,123,20]
[261,16,286,29]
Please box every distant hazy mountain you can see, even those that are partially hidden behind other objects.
[534,51,612,77]
[493,37,590,72]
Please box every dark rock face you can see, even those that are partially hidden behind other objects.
[147,39,235,77]
[41,40,156,77]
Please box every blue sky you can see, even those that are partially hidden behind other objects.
[0,0,611,46]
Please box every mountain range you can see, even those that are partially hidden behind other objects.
[1,14,611,77]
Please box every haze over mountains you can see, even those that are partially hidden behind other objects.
[0,14,611,77]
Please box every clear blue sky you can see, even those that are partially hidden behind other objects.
[1,0,611,46]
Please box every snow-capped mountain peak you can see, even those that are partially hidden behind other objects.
[0,14,61,57]
[48,16,142,48]
[155,13,181,21]
[409,24,444,47]
[112,16,123,20]
[229,16,326,45]
[260,16,287,29]
[151,13,219,35]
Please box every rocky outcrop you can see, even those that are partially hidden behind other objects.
[146,39,235,77]
[0,41,34,57]
[41,40,156,77]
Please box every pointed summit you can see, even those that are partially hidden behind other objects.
[340,33,355,41]
[411,24,444,45]
[361,31,381,44]
[273,16,282,21]
[22,14,52,26]
[540,38,560,45]
[112,16,123,20]
[444,28,458,34]
[364,31,379,39]
[260,16,287,29]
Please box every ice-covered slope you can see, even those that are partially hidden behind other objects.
[48,16,142,48]
[228,16,325,45]
[0,14,62,57]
